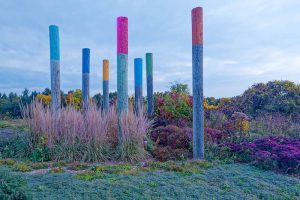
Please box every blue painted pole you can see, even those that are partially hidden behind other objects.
[146,53,153,116]
[117,16,128,144]
[49,25,61,124]
[192,7,204,160]
[82,48,90,112]
[134,58,143,115]
[103,59,109,112]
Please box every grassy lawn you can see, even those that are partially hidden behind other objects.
[1,163,299,200]
[1,122,300,200]
[0,119,27,132]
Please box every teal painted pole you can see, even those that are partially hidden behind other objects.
[192,7,204,160]
[82,48,90,112]
[49,25,61,125]
[117,16,128,144]
[134,58,143,115]
[146,53,153,116]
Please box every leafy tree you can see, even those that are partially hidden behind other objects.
[170,82,190,95]
[234,80,300,116]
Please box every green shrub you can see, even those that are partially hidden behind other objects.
[29,162,49,170]
[49,167,65,174]
[0,134,28,159]
[93,164,132,174]
[12,163,32,172]
[52,161,68,167]
[0,170,31,199]
[74,171,105,181]
[147,160,211,174]
[31,147,50,162]
[67,163,89,171]
[0,158,16,166]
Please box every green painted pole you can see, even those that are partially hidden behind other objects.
[146,53,153,116]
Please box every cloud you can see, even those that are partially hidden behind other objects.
[0,0,300,98]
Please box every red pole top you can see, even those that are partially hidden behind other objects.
[117,16,128,54]
[192,7,203,45]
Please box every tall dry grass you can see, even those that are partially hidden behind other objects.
[22,101,152,162]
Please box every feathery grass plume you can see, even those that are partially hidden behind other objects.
[22,100,151,162]
[116,106,152,162]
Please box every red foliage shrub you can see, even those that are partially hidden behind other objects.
[151,125,192,161]
[151,125,190,149]
[205,128,228,144]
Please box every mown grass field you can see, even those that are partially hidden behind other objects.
[1,120,300,200]
[1,162,300,200]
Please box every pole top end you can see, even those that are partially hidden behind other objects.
[192,7,203,14]
[82,48,90,53]
[49,25,59,31]
[117,16,128,22]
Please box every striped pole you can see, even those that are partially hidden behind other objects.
[49,25,61,125]
[134,58,143,115]
[146,53,153,116]
[103,59,109,112]
[117,16,128,144]
[82,48,90,112]
[192,7,204,160]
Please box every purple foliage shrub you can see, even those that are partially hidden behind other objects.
[222,136,300,173]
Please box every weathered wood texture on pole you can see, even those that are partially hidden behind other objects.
[103,59,109,112]
[192,7,204,160]
[49,25,61,120]
[117,16,128,144]
[146,53,153,116]
[134,58,143,115]
[82,48,90,112]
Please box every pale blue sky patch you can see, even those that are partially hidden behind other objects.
[0,0,300,97]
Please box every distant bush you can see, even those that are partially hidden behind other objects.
[22,101,151,163]
[233,80,300,117]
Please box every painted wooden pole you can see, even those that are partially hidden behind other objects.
[146,53,153,116]
[49,25,61,123]
[134,58,143,115]
[82,48,90,112]
[192,7,204,160]
[103,59,109,112]
[117,16,128,144]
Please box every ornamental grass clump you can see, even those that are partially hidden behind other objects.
[22,101,151,163]
[117,109,152,162]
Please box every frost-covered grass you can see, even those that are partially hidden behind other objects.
[1,163,299,200]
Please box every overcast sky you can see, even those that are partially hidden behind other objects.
[0,0,300,97]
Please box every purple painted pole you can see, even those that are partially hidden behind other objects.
[192,7,204,160]
[117,16,128,145]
